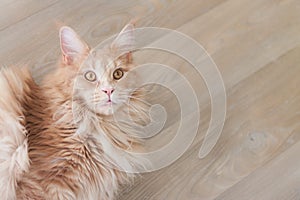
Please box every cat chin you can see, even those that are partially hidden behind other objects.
[93,103,121,116]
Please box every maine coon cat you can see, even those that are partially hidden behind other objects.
[0,23,150,200]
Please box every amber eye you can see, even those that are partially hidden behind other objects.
[113,68,124,80]
[84,71,97,82]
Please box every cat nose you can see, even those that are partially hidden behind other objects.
[101,88,114,96]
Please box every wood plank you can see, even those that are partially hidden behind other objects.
[0,0,58,31]
[215,140,300,200]
[0,0,224,81]
[0,0,299,199]
[119,45,300,199]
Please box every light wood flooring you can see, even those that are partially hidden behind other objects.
[0,0,299,199]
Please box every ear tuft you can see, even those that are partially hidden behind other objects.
[111,23,135,53]
[59,26,89,65]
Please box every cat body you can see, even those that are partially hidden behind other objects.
[0,24,148,200]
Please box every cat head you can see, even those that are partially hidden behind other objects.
[59,24,139,116]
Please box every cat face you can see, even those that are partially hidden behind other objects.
[59,24,137,115]
[74,51,137,115]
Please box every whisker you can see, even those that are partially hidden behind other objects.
[123,102,140,113]
[128,96,151,106]
[123,101,150,114]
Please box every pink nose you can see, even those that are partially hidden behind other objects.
[102,88,114,96]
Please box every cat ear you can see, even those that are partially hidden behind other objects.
[59,26,89,65]
[111,23,135,56]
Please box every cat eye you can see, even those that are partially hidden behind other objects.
[113,68,124,80]
[84,71,97,82]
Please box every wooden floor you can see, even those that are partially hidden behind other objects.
[1,0,300,199]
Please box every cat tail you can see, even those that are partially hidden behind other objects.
[0,66,32,200]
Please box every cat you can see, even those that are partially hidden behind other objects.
[0,23,150,200]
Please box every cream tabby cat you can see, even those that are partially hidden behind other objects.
[0,23,149,200]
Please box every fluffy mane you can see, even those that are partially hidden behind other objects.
[0,24,150,200]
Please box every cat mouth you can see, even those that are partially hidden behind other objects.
[103,99,114,106]
[105,100,112,105]
[94,99,119,108]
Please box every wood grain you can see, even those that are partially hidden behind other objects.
[0,0,299,199]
